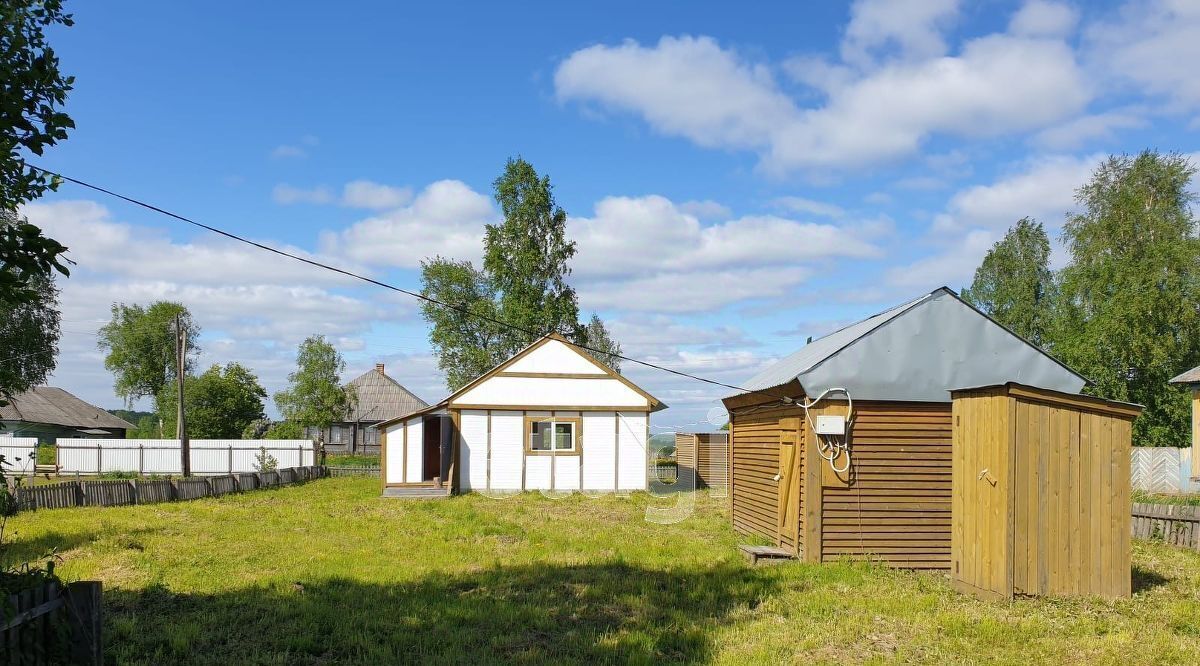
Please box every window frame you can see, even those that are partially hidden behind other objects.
[523,416,583,456]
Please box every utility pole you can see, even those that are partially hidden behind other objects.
[175,313,190,477]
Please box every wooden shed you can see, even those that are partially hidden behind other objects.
[722,287,1090,569]
[378,333,664,497]
[674,432,728,491]
[951,383,1141,599]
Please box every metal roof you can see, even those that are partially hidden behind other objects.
[0,386,135,431]
[736,287,1089,402]
[1170,365,1200,385]
[345,365,429,422]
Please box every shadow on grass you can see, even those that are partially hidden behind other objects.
[1132,565,1170,594]
[104,562,776,665]
[1,530,99,567]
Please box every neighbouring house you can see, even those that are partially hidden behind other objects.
[722,286,1096,571]
[378,333,664,497]
[1169,365,1200,480]
[0,386,134,442]
[305,363,428,455]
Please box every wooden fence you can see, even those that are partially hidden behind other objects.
[1,580,101,665]
[1132,502,1200,551]
[1131,447,1200,494]
[14,466,327,512]
[650,462,678,484]
[327,464,380,477]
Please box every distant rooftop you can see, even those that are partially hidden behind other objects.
[0,386,135,431]
[345,363,428,422]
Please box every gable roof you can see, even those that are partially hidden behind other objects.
[734,287,1089,403]
[1170,365,1200,385]
[376,333,664,427]
[346,365,429,422]
[0,387,135,431]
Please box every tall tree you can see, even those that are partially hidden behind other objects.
[581,313,622,371]
[486,157,581,355]
[961,217,1054,345]
[1051,151,1200,447]
[421,158,622,390]
[157,363,266,439]
[274,335,353,439]
[97,302,200,406]
[0,3,75,311]
[0,213,60,400]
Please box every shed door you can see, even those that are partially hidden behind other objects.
[777,418,802,553]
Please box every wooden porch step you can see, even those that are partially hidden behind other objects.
[739,545,796,566]
[382,486,450,499]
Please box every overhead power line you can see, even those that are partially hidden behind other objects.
[28,164,792,402]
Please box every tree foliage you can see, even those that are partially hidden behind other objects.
[0,219,59,400]
[581,313,622,371]
[157,363,266,439]
[961,217,1054,345]
[421,158,622,389]
[0,0,75,212]
[274,335,353,435]
[1050,151,1200,447]
[97,301,200,406]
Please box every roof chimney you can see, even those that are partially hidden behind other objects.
[375,363,385,376]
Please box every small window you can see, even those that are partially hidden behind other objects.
[528,419,577,452]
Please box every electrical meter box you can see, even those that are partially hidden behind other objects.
[814,414,846,435]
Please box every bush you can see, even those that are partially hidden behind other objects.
[253,446,278,473]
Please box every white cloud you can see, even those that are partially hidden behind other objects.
[933,154,1100,233]
[1010,0,1079,38]
[1033,110,1146,149]
[556,21,1089,173]
[272,183,333,205]
[840,0,959,67]
[579,267,811,313]
[677,199,731,220]
[770,196,845,218]
[885,229,998,290]
[1087,0,1200,110]
[569,195,881,280]
[270,145,307,159]
[327,180,495,267]
[341,180,413,210]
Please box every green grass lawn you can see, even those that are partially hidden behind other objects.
[1133,489,1200,506]
[6,478,1200,665]
[324,454,380,466]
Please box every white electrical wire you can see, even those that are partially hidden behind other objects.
[793,387,854,474]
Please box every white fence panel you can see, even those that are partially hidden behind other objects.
[0,438,38,473]
[1131,447,1200,494]
[55,439,316,475]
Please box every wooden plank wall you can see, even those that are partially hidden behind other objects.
[675,433,699,488]
[819,402,953,569]
[729,406,790,547]
[1010,398,1132,598]
[676,433,730,491]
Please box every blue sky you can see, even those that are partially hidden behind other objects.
[23,0,1200,430]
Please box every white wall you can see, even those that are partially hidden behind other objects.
[405,419,423,482]
[460,410,488,491]
[384,422,406,484]
[454,376,647,408]
[582,412,616,490]
[504,339,607,374]
[617,412,648,490]
[490,411,523,490]
[56,439,315,475]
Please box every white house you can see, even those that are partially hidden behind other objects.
[378,334,664,497]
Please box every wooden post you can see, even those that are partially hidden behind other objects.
[228,445,233,474]
[801,412,823,563]
[138,443,144,475]
[175,313,191,477]
[129,479,138,505]
[64,581,102,665]
[96,443,102,475]
[1192,388,1200,481]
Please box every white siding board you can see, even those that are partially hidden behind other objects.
[460,410,488,491]
[582,412,616,490]
[490,411,523,490]
[385,422,405,483]
[453,376,647,408]
[617,412,648,490]
[554,456,581,491]
[405,419,423,483]
[505,339,607,374]
[525,455,551,490]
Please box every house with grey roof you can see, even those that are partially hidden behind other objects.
[305,363,428,454]
[0,386,134,442]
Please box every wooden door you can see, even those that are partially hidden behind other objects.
[777,418,802,553]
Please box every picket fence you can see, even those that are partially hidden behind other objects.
[15,466,327,511]
[1130,447,1200,494]
[1132,502,1200,551]
[55,439,316,475]
[0,438,38,474]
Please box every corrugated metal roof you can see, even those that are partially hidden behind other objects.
[0,387,134,431]
[1170,365,1200,385]
[740,292,932,391]
[733,287,1089,402]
